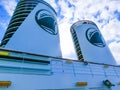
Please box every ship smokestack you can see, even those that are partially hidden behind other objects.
[70,20,116,65]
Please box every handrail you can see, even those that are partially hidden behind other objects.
[0,48,119,67]
[0,55,50,64]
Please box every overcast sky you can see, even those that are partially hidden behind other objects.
[0,0,120,64]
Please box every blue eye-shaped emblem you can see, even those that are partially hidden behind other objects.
[86,28,106,47]
[35,9,58,35]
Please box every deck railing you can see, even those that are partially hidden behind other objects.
[0,48,120,77]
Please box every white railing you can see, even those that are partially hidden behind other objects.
[0,48,120,78]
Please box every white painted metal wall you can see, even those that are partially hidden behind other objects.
[71,21,116,65]
[4,1,62,58]
[0,49,120,90]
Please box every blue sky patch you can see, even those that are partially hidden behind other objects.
[104,6,109,11]
[94,10,101,19]
[114,10,120,21]
[67,1,73,8]
[56,6,64,19]
[98,19,103,23]
[55,0,59,4]
[0,5,9,18]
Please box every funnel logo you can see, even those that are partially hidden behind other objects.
[86,28,106,47]
[35,9,58,35]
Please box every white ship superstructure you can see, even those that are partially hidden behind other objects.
[0,49,120,90]
[0,0,119,90]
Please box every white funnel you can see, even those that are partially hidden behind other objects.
[4,1,62,58]
[70,20,116,65]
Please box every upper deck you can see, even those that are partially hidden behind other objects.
[0,48,120,90]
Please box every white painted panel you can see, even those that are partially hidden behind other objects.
[5,2,62,58]
[71,22,116,65]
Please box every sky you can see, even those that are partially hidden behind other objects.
[0,0,120,64]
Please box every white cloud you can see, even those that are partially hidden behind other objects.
[102,19,120,42]
[0,0,17,16]
[109,42,120,64]
[58,20,77,59]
